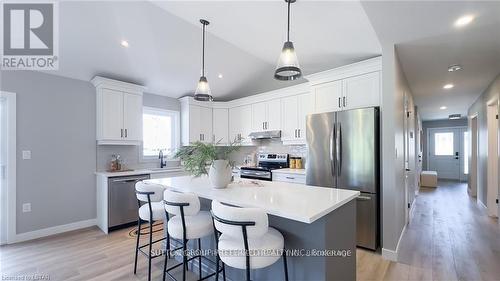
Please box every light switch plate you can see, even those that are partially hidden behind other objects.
[22,203,31,213]
[22,150,31,160]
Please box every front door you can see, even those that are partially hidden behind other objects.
[428,127,467,180]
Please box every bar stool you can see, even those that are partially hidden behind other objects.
[163,189,221,281]
[134,181,167,281]
[211,200,289,281]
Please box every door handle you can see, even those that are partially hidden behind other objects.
[337,123,342,174]
[330,123,336,177]
[294,129,297,138]
[338,97,341,108]
[343,97,346,107]
[121,129,123,138]
[285,176,296,180]
[124,129,127,138]
[298,129,301,138]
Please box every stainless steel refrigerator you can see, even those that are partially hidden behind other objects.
[306,107,379,250]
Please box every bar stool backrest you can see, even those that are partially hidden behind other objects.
[211,200,268,239]
[135,182,165,202]
[163,189,200,216]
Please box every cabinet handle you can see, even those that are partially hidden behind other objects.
[285,176,295,180]
[124,129,127,138]
[294,129,297,138]
[298,129,300,138]
[343,97,346,107]
[121,129,123,138]
[338,97,341,108]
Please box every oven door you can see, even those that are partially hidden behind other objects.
[240,169,272,181]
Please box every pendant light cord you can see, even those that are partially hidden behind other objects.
[287,0,291,42]
[202,23,205,77]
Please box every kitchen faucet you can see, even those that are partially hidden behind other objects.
[159,150,166,168]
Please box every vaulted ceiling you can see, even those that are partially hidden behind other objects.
[43,1,381,101]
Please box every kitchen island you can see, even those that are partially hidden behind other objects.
[146,175,359,281]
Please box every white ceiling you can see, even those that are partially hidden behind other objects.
[362,1,500,120]
[40,1,381,101]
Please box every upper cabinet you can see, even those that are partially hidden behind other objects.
[281,92,315,144]
[342,71,380,110]
[92,77,145,145]
[180,99,213,146]
[251,99,281,132]
[314,80,343,113]
[229,105,253,145]
[212,108,229,145]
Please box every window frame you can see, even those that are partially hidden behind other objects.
[140,106,180,162]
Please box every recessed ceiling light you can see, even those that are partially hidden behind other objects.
[443,84,454,89]
[120,40,129,48]
[448,64,462,72]
[454,15,475,28]
[218,74,223,79]
[440,106,447,110]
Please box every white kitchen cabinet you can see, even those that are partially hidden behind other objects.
[251,99,281,132]
[92,77,145,145]
[314,80,343,114]
[182,104,213,145]
[281,92,315,144]
[343,71,380,110]
[229,105,252,145]
[273,172,306,184]
[212,108,229,145]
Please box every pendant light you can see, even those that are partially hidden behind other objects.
[194,19,213,102]
[274,0,302,81]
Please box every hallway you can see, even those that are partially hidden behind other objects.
[359,180,500,280]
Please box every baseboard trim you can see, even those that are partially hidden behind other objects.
[12,218,97,244]
[382,223,407,262]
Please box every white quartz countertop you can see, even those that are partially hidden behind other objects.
[145,175,359,224]
[272,168,306,175]
[95,167,184,178]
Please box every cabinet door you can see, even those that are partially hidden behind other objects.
[281,95,298,141]
[240,105,253,142]
[343,72,380,110]
[297,92,315,140]
[101,88,124,140]
[189,105,201,143]
[266,99,281,131]
[229,106,242,142]
[251,102,267,131]
[199,106,213,143]
[314,80,343,113]
[123,93,143,141]
[213,108,229,145]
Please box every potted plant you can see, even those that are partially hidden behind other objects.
[174,140,240,188]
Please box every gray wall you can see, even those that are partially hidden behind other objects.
[421,118,468,170]
[467,74,500,206]
[96,93,181,171]
[0,71,96,234]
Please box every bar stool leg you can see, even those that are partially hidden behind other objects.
[162,243,168,281]
[148,221,153,281]
[198,238,202,279]
[133,217,142,274]
[182,239,187,281]
[283,248,289,281]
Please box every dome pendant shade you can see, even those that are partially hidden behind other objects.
[193,19,213,102]
[274,41,301,81]
[194,76,213,101]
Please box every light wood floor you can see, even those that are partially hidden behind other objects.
[1,180,499,281]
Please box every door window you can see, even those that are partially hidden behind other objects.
[434,132,454,156]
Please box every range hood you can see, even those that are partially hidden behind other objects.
[248,130,281,140]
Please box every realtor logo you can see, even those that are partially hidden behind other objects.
[1,2,58,70]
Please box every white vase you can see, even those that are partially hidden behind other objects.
[208,160,232,189]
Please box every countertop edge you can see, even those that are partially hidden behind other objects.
[95,168,185,177]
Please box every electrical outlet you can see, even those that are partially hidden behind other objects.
[22,150,31,160]
[22,203,31,213]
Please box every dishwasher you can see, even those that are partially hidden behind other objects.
[108,174,150,231]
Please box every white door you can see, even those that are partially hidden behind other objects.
[228,107,241,142]
[297,93,315,140]
[189,105,201,143]
[240,105,252,142]
[314,80,343,113]
[428,128,462,180]
[343,72,380,110]
[251,102,267,132]
[123,93,142,141]
[266,99,281,131]
[101,89,123,140]
[460,128,469,182]
[212,108,228,145]
[281,95,298,141]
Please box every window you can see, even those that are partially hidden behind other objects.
[464,131,469,174]
[142,107,179,159]
[434,132,454,156]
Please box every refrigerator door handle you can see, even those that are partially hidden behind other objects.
[336,122,342,174]
[330,123,336,177]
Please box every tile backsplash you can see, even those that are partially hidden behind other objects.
[96,145,180,171]
[229,139,307,167]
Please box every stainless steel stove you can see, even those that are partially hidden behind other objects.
[240,153,289,181]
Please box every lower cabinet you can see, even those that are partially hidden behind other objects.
[273,173,306,184]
